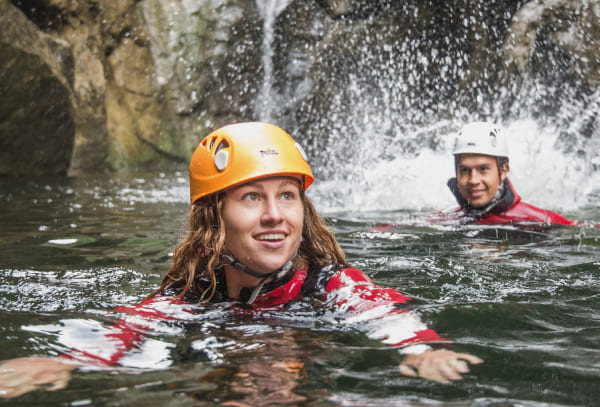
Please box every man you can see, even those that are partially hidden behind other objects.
[443,121,576,225]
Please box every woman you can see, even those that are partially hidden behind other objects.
[0,122,482,399]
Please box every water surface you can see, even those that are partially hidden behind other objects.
[1,173,599,406]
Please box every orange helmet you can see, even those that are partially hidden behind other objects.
[189,122,314,204]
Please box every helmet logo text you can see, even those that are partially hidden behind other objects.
[260,148,279,157]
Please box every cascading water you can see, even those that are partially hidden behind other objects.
[304,72,600,214]
[249,2,600,216]
[132,1,600,218]
[254,0,293,122]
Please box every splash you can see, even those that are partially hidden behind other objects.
[244,4,600,214]
[310,117,600,213]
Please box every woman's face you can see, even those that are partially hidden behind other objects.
[222,177,304,275]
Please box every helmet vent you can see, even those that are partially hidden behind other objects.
[215,139,229,153]
[209,136,218,150]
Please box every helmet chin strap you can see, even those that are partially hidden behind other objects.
[220,248,298,304]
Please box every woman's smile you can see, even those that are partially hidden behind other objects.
[254,232,287,247]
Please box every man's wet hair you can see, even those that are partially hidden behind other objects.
[496,156,509,173]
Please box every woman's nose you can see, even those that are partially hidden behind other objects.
[261,197,284,223]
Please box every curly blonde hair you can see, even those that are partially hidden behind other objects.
[152,192,345,302]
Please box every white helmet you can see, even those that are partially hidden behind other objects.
[452,122,508,158]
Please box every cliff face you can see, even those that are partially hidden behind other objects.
[2,0,260,175]
[1,0,74,176]
[1,0,598,175]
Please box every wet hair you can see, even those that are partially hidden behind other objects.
[495,156,509,174]
[151,190,346,302]
[454,155,509,177]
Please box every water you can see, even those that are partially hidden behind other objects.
[1,172,600,406]
[3,1,600,405]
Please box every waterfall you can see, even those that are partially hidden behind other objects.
[272,6,600,214]
[146,2,600,214]
[253,0,292,122]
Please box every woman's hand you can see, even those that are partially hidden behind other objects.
[399,349,483,384]
[0,357,78,398]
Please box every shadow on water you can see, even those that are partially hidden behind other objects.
[1,176,600,406]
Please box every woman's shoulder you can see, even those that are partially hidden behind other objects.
[300,263,344,296]
[301,264,372,295]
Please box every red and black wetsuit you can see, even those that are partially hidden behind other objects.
[444,178,577,225]
[371,178,577,231]
[62,265,446,366]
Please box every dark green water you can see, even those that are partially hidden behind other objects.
[1,173,599,406]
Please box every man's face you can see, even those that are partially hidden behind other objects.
[456,154,507,208]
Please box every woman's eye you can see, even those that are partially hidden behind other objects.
[281,191,294,200]
[243,192,260,201]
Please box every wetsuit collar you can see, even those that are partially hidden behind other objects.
[447,177,516,222]
[221,251,298,304]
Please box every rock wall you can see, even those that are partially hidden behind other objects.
[2,0,262,175]
[1,0,74,176]
[1,0,598,176]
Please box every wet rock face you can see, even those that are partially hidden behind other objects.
[1,0,599,175]
[275,0,600,176]
[504,0,600,87]
[0,0,74,176]
[3,0,259,174]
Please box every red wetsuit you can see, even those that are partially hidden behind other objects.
[62,265,446,366]
[372,178,577,231]
[441,178,577,225]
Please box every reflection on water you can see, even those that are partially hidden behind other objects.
[1,174,599,406]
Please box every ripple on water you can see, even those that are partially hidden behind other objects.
[0,267,157,312]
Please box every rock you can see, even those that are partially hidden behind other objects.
[504,0,600,88]
[0,0,75,176]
